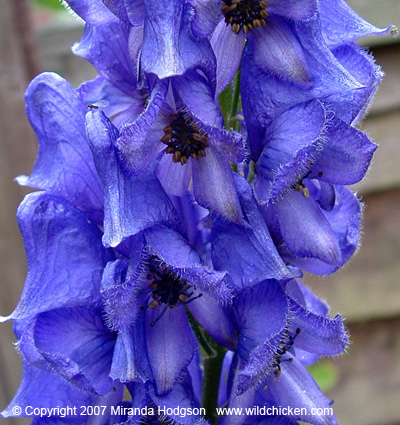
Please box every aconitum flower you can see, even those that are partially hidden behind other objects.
[73,19,245,223]
[217,279,347,425]
[2,71,236,400]
[209,0,373,97]
[1,187,231,401]
[212,174,362,276]
[241,38,384,155]
[16,72,180,244]
[3,311,206,425]
[66,0,217,83]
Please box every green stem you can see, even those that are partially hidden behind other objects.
[248,160,256,183]
[202,344,227,425]
[228,70,241,131]
[186,309,214,357]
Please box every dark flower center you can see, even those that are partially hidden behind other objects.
[264,328,300,390]
[143,257,202,326]
[271,328,300,377]
[294,169,324,198]
[161,113,209,165]
[221,0,269,34]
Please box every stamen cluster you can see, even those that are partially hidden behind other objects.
[222,0,269,34]
[145,257,195,309]
[161,113,209,165]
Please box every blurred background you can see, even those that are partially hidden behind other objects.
[0,0,399,424]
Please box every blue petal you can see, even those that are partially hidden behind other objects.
[145,306,196,395]
[110,321,153,383]
[268,357,338,425]
[124,0,146,25]
[63,0,119,25]
[18,73,104,223]
[73,23,139,97]
[293,14,364,95]
[248,16,310,85]
[0,192,109,322]
[34,307,116,395]
[116,79,169,175]
[254,100,326,203]
[320,0,395,49]
[187,293,237,350]
[211,221,291,292]
[310,117,377,185]
[141,0,216,82]
[211,21,244,96]
[322,186,361,266]
[192,148,244,224]
[268,0,317,20]
[14,319,47,368]
[313,181,336,212]
[286,282,348,355]
[211,176,293,291]
[86,109,180,247]
[234,281,289,392]
[273,190,342,265]
[286,280,329,317]
[189,0,221,38]
[101,259,137,331]
[156,153,193,197]
[99,0,132,24]
[327,43,382,125]
[289,307,348,356]
[289,186,361,274]
[1,359,93,418]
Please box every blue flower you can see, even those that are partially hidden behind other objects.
[1,187,231,400]
[72,20,245,223]
[241,40,383,156]
[212,174,363,276]
[217,279,347,425]
[1,71,235,399]
[18,72,181,247]
[113,70,245,223]
[66,0,217,83]
[2,314,206,425]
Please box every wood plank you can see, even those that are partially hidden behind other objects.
[323,318,400,425]
[0,0,37,422]
[36,24,96,87]
[352,110,400,195]
[368,44,400,115]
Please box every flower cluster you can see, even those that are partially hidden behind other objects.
[1,1,393,425]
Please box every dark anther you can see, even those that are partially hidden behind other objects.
[144,257,202,326]
[264,329,301,390]
[161,113,209,165]
[221,0,269,34]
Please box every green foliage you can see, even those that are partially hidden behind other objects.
[34,0,65,12]
[307,361,340,392]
